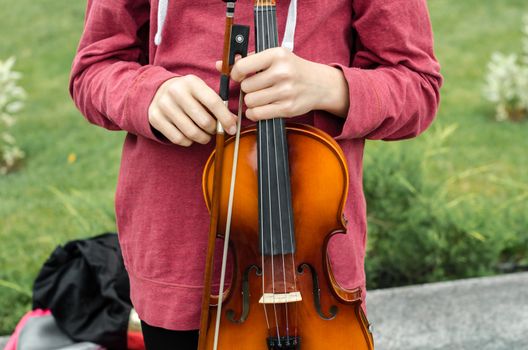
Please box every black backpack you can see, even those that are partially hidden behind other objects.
[33,233,131,350]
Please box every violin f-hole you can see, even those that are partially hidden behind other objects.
[226,264,262,324]
[298,263,338,321]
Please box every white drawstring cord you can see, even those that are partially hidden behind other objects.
[155,0,169,46]
[282,0,297,51]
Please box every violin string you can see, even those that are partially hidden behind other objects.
[256,0,272,333]
[258,1,282,342]
[273,3,298,340]
[283,120,299,342]
[270,4,299,340]
[274,3,298,342]
[267,2,291,343]
[266,118,281,344]
[263,4,282,341]
[271,85,290,343]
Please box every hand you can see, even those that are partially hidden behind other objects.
[224,47,349,121]
[148,75,237,147]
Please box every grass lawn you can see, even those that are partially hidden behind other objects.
[1,0,527,335]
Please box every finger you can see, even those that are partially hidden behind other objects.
[246,102,294,121]
[178,94,217,134]
[158,96,212,144]
[215,54,246,73]
[244,85,282,109]
[240,69,275,93]
[230,49,279,82]
[149,108,192,146]
[188,79,237,134]
[172,110,212,145]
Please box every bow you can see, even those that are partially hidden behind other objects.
[198,1,249,349]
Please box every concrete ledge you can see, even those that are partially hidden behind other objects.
[0,336,8,349]
[1,273,526,349]
[366,272,528,350]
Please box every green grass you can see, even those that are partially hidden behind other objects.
[426,0,528,197]
[1,0,527,335]
[362,0,528,286]
[369,0,528,197]
[362,0,528,287]
[0,0,121,334]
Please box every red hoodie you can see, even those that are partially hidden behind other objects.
[70,0,441,330]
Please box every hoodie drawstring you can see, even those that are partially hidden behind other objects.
[155,0,169,46]
[154,0,298,50]
[282,0,297,51]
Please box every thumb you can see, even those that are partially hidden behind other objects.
[215,52,255,73]
[215,60,222,72]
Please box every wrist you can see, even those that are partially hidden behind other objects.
[314,64,350,118]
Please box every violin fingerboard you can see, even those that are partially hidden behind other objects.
[255,4,296,256]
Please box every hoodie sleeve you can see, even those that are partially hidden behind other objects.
[69,0,177,143]
[334,0,442,141]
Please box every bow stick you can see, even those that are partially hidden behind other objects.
[211,25,250,350]
[198,1,249,348]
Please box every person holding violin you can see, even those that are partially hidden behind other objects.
[70,0,441,348]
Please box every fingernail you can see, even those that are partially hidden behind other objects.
[228,126,237,135]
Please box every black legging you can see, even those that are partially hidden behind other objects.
[141,321,199,350]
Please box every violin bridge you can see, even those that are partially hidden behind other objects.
[259,292,302,304]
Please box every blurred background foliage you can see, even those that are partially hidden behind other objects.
[0,0,527,334]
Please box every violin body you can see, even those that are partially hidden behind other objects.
[203,123,374,349]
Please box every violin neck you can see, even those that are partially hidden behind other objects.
[254,2,279,52]
[254,2,296,257]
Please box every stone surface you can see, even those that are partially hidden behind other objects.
[366,272,528,350]
[0,336,9,349]
[1,273,526,349]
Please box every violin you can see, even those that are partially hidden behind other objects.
[198,1,374,349]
